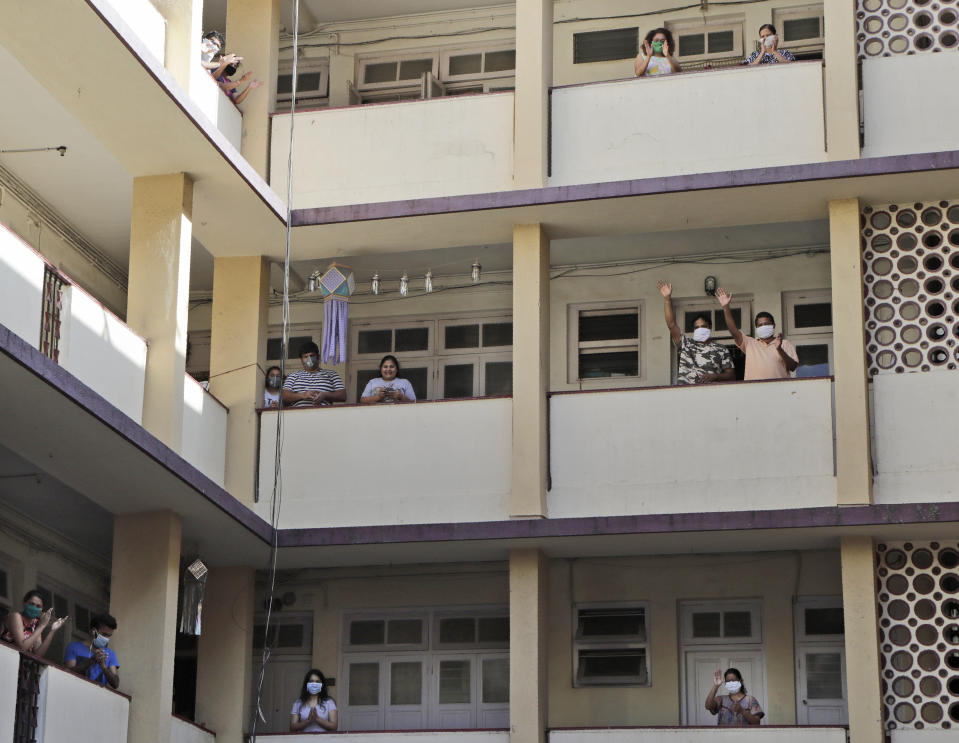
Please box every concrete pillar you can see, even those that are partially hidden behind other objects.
[509,549,548,743]
[149,0,204,93]
[840,536,884,743]
[226,0,281,179]
[110,512,182,743]
[195,566,255,741]
[823,0,860,160]
[127,173,193,452]
[208,257,270,505]
[513,0,552,188]
[511,224,549,518]
[829,198,873,505]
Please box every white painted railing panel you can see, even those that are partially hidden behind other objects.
[0,644,18,743]
[549,379,836,518]
[872,370,959,503]
[271,93,515,207]
[550,728,847,743]
[862,54,959,158]
[171,715,216,743]
[191,69,243,151]
[257,732,509,743]
[36,663,129,743]
[181,376,228,485]
[550,63,826,187]
[0,222,45,350]
[58,284,147,424]
[102,0,166,64]
[258,399,512,527]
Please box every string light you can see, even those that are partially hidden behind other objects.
[471,261,481,283]
[370,273,380,295]
[399,273,409,297]
[424,270,433,294]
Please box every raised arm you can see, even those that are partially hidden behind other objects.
[663,40,681,72]
[34,616,68,658]
[657,280,682,345]
[715,288,744,347]
[634,40,652,76]
[705,669,722,713]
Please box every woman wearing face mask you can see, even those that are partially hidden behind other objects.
[716,288,798,380]
[635,28,680,77]
[1,589,69,657]
[290,668,338,733]
[264,366,283,408]
[705,667,764,725]
[743,24,796,66]
[359,354,416,404]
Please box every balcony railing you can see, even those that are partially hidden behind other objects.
[101,0,166,65]
[171,714,216,743]
[182,375,228,486]
[549,62,827,187]
[191,69,244,152]
[255,732,508,743]
[270,92,515,208]
[257,398,511,528]
[548,378,836,518]
[549,728,847,743]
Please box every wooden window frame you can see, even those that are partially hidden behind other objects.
[680,599,764,646]
[572,602,651,687]
[667,16,744,64]
[567,300,643,387]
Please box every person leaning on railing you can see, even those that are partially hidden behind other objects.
[635,27,681,77]
[64,613,120,690]
[1,589,68,658]
[743,24,796,66]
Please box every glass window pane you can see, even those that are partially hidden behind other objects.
[443,364,474,398]
[484,50,516,72]
[578,312,637,342]
[277,74,293,95]
[578,350,638,379]
[707,30,734,53]
[713,308,741,333]
[679,34,705,56]
[723,611,752,638]
[794,302,832,328]
[683,311,712,334]
[795,344,830,378]
[390,662,422,705]
[578,608,645,639]
[395,327,429,352]
[398,59,434,80]
[357,369,381,396]
[387,618,423,645]
[358,329,392,354]
[692,612,721,638]
[440,617,476,644]
[478,617,509,644]
[364,62,398,84]
[482,658,510,703]
[805,607,845,635]
[578,649,646,682]
[783,17,821,42]
[267,335,312,360]
[484,361,512,396]
[54,595,69,618]
[349,663,380,706]
[299,72,322,92]
[439,660,471,704]
[482,322,513,347]
[573,27,639,64]
[449,53,482,76]
[277,624,304,647]
[445,324,480,349]
[405,366,429,401]
[445,86,484,96]
[806,652,842,699]
[350,620,385,645]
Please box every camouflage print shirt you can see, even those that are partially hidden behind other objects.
[676,335,733,385]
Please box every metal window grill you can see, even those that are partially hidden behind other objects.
[39,266,64,362]
[14,655,43,743]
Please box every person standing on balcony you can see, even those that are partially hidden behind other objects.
[360,355,417,404]
[1,589,68,657]
[635,28,681,77]
[282,342,346,408]
[716,288,798,379]
[743,24,796,66]
[705,668,764,725]
[658,280,734,384]
[264,366,283,408]
[64,613,120,689]
[290,668,338,733]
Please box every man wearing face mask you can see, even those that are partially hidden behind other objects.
[716,288,798,380]
[64,613,119,689]
[282,341,346,408]
[658,280,734,384]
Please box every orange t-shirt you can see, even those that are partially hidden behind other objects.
[738,335,798,380]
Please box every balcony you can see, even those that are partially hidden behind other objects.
[549,729,846,743]
[549,62,827,187]
[256,398,511,528]
[270,92,515,208]
[548,378,836,518]
[256,732,508,743]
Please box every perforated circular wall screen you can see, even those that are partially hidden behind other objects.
[861,201,959,375]
[877,541,959,730]
[858,0,959,57]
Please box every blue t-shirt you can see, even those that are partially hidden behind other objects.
[64,641,119,686]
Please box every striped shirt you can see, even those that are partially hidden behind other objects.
[282,369,345,407]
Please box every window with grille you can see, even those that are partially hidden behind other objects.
[573,27,639,64]
[40,266,65,362]
[573,604,650,686]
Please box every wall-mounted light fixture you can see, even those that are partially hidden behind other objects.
[399,273,409,297]
[424,270,433,294]
[704,276,717,296]
[370,273,380,295]
[471,261,481,284]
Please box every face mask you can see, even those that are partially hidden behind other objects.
[267,376,282,389]
[756,324,776,340]
[692,327,711,343]
[24,604,42,620]
[763,35,776,48]
[303,356,318,370]
[306,681,323,695]
[652,40,664,53]
[725,680,742,694]
[93,632,110,648]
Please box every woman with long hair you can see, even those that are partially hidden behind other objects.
[290,668,338,733]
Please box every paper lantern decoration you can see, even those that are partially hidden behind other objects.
[315,263,355,364]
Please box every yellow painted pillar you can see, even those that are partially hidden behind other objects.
[509,549,548,743]
[195,566,255,741]
[226,0,281,178]
[840,536,883,743]
[209,257,270,505]
[127,173,194,452]
[823,0,860,160]
[148,0,204,92]
[829,198,873,505]
[513,0,552,189]
[511,224,549,518]
[110,512,182,743]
